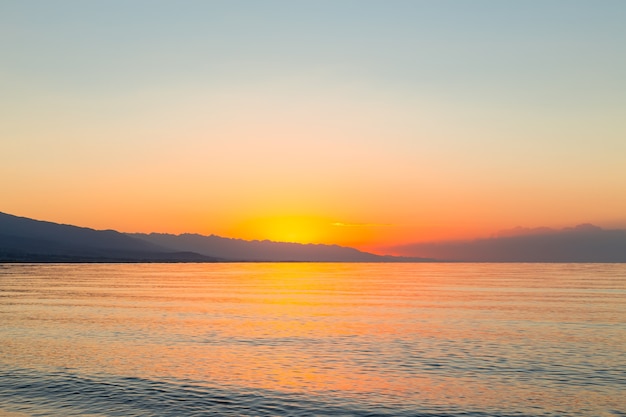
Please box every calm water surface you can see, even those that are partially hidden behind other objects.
[0,263,624,416]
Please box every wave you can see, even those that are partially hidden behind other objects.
[0,366,546,417]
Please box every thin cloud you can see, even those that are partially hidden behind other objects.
[331,222,393,227]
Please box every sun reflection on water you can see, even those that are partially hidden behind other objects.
[1,263,625,416]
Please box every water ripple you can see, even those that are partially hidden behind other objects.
[1,367,434,417]
[1,263,625,416]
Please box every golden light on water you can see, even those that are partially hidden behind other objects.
[2,263,626,415]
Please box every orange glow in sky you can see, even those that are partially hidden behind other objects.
[225,215,405,250]
[2,2,626,253]
[233,216,331,244]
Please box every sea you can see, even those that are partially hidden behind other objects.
[0,263,624,417]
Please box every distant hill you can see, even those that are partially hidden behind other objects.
[129,232,431,262]
[390,224,626,262]
[0,211,430,262]
[6,211,625,263]
[0,212,218,262]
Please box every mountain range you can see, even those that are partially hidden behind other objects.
[389,224,626,262]
[0,212,427,262]
[2,211,625,262]
[0,211,218,262]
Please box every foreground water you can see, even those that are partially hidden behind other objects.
[0,263,624,416]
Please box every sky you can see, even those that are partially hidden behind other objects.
[2,1,626,253]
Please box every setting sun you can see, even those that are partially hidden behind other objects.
[225,215,401,249]
[233,215,330,244]
[2,2,626,416]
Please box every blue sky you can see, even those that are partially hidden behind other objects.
[2,1,625,247]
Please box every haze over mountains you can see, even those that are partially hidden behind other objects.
[0,212,425,262]
[389,224,626,262]
[1,211,625,262]
[128,232,420,262]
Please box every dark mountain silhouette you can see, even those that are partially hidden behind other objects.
[390,224,626,262]
[0,212,218,262]
[0,211,430,262]
[129,232,430,262]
